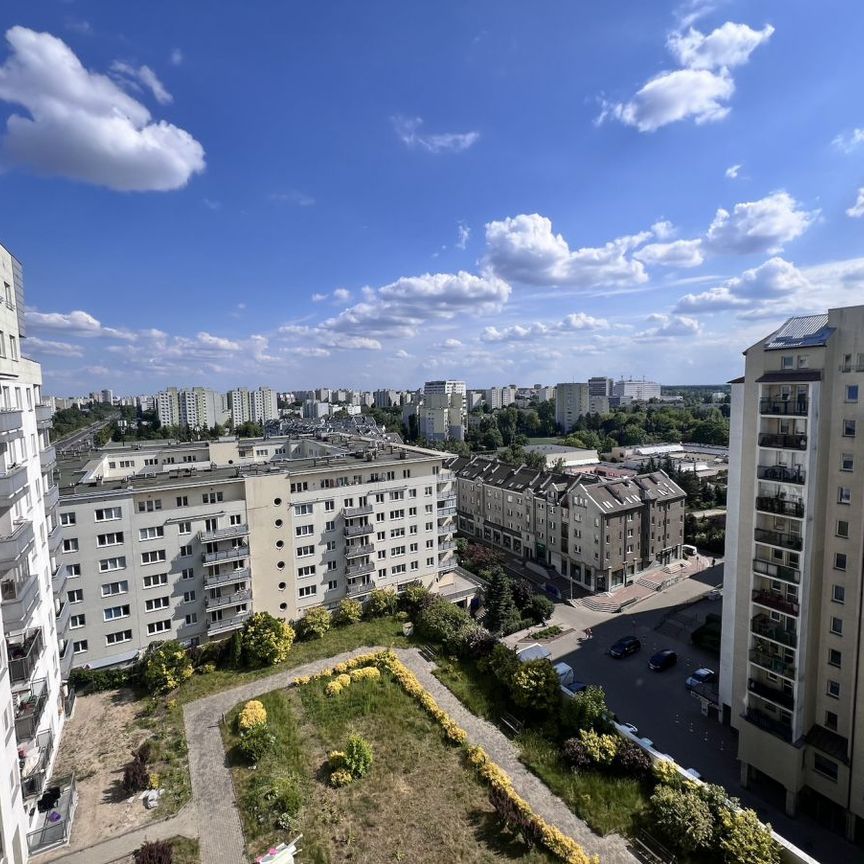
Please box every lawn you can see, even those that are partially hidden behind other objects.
[224,672,558,863]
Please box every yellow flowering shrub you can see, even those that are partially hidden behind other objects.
[325,680,344,697]
[336,674,352,688]
[237,699,267,731]
[349,666,381,681]
[329,768,353,788]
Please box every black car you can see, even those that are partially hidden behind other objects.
[609,636,641,658]
[648,649,678,671]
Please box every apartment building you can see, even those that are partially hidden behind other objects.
[555,383,609,433]
[450,455,685,593]
[250,387,278,425]
[721,307,864,839]
[56,436,459,669]
[0,242,72,862]
[420,380,466,442]
[613,377,662,403]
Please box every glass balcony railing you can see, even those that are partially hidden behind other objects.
[753,557,799,584]
[758,432,807,450]
[752,589,799,617]
[751,614,797,648]
[748,677,795,710]
[204,567,250,588]
[344,522,374,537]
[757,465,805,485]
[749,647,795,680]
[201,545,249,565]
[759,398,808,416]
[754,528,802,551]
[744,707,793,743]
[755,496,804,518]
[345,543,374,559]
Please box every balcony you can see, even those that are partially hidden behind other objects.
[0,463,27,500]
[344,504,373,518]
[205,587,252,609]
[59,638,73,679]
[0,520,34,563]
[26,774,77,856]
[0,408,23,435]
[207,609,251,635]
[345,543,374,559]
[344,522,374,537]
[198,523,249,543]
[749,647,795,680]
[744,707,793,743]
[755,496,804,518]
[757,465,805,485]
[437,560,456,574]
[758,432,807,451]
[204,567,250,588]
[15,678,48,742]
[754,528,802,551]
[748,677,795,710]
[759,398,808,417]
[55,598,71,635]
[347,578,374,597]
[753,557,799,584]
[201,545,249,565]
[51,560,66,595]
[438,525,454,537]
[21,729,54,800]
[7,628,43,684]
[751,614,797,648]
[437,506,457,518]
[752,589,799,617]
[47,522,62,552]
[1,566,39,628]
[35,404,53,429]
[346,560,375,579]
[438,496,457,508]
[40,445,57,470]
[438,540,458,551]
[44,484,60,512]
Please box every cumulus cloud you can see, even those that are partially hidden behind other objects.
[391,115,479,153]
[24,336,84,357]
[481,312,609,343]
[833,128,864,153]
[634,238,704,267]
[846,188,864,218]
[110,61,172,105]
[0,26,204,191]
[725,163,741,179]
[484,213,649,289]
[667,22,774,70]
[26,308,135,339]
[705,191,817,254]
[635,313,702,341]
[332,287,351,302]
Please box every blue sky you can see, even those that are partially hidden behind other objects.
[1,1,863,395]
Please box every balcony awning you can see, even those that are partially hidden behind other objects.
[756,370,822,383]
[805,724,850,764]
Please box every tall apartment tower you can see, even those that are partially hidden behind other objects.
[227,388,251,426]
[156,387,180,427]
[250,387,278,425]
[420,381,466,442]
[0,242,72,861]
[721,307,864,839]
[555,383,589,432]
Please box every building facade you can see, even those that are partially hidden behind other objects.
[613,378,662,403]
[420,380,466,442]
[721,308,864,838]
[555,383,609,432]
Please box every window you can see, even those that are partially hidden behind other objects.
[183,590,196,603]
[99,556,127,572]
[62,538,79,553]
[296,544,315,557]
[178,521,191,534]
[176,496,188,508]
[843,419,856,437]
[295,524,314,537]
[142,550,167,564]
[185,613,198,626]
[95,506,122,521]
[325,540,336,551]
[103,604,130,621]
[73,640,88,654]
[179,544,192,557]
[830,616,843,636]
[145,596,170,612]
[9,335,17,360]
[97,532,124,546]
[325,520,335,531]
[147,620,171,635]
[298,565,316,577]
[143,573,169,588]
[825,711,838,731]
[106,630,133,645]
[60,512,76,526]
[327,580,338,591]
[828,648,842,668]
[139,526,164,540]
[841,453,854,472]
[294,503,313,516]
[837,520,849,538]
[834,553,847,571]
[230,514,242,526]
[298,585,317,598]
[66,563,81,577]
[70,614,86,629]
[67,588,83,603]
[101,580,128,597]
[392,564,406,575]
[781,355,794,369]
[326,560,337,571]
[137,499,162,512]
[202,492,224,504]
[846,384,859,402]
[181,567,195,580]
[324,499,334,511]
[838,487,852,505]
[832,584,846,604]
[814,754,838,781]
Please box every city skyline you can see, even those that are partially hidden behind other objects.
[2,3,864,391]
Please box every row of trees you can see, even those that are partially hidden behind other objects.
[110,408,263,443]
[50,402,119,442]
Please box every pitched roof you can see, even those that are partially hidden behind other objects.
[764,314,834,351]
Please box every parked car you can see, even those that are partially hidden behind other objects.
[609,635,641,658]
[686,668,716,689]
[648,649,678,671]
[544,582,562,600]
[683,544,698,557]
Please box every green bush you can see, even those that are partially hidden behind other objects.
[142,641,193,694]
[398,583,434,616]
[296,606,332,640]
[510,658,561,714]
[365,587,398,618]
[650,783,714,854]
[333,598,363,626]
[69,666,131,693]
[241,613,295,667]
[237,724,276,765]
[719,806,780,864]
[577,728,618,766]
[614,739,652,777]
[243,772,303,830]
[416,597,472,649]
[559,685,613,736]
[343,733,373,778]
[123,755,150,794]
[525,593,555,624]
[480,642,520,687]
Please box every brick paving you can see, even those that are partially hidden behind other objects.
[183,646,638,864]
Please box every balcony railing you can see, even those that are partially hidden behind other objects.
[35,404,53,427]
[59,638,73,679]
[344,504,373,518]
[344,522,374,537]
[201,545,249,565]
[1,566,39,629]
[205,587,252,609]
[749,647,795,680]
[438,496,457,508]
[7,628,43,684]
[21,729,54,800]
[751,614,797,648]
[39,445,57,470]
[743,707,793,743]
[204,567,250,588]
[47,522,62,551]
[0,408,23,435]
[748,677,795,710]
[198,523,249,543]
[347,578,374,597]
[0,463,27,500]
[755,496,804,518]
[438,540,458,551]
[0,520,35,564]
[759,398,808,416]
[757,465,805,485]
[438,526,454,537]
[752,589,799,617]
[345,543,374,559]
[55,598,71,635]
[437,506,457,518]
[207,609,251,635]
[753,557,799,584]
[26,775,76,855]
[51,560,67,595]
[44,484,60,512]
[754,528,802,551]
[15,678,48,742]
[346,560,375,579]
[758,433,807,451]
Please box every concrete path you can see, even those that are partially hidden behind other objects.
[44,804,197,864]
[183,646,638,864]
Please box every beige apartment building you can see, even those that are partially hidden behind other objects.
[721,307,864,839]
[450,455,685,593]
[56,436,461,670]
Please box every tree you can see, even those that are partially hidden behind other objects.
[297,606,331,640]
[364,587,397,618]
[719,807,780,864]
[141,641,193,694]
[649,784,715,854]
[524,593,554,624]
[559,685,612,735]
[241,613,295,666]
[510,658,561,713]
[416,597,473,649]
[333,598,363,626]
[480,642,520,687]
[483,568,520,634]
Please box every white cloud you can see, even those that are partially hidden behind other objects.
[846,188,864,218]
[634,238,704,267]
[725,163,741,179]
[317,334,382,351]
[332,287,351,302]
[269,190,315,206]
[170,49,184,67]
[481,312,610,343]
[667,22,774,70]
[635,313,702,342]
[26,308,135,339]
[832,128,864,153]
[484,213,649,289]
[441,338,463,348]
[311,293,326,303]
[0,26,204,191]
[456,222,471,249]
[394,349,411,359]
[110,61,173,105]
[24,336,84,357]
[391,115,479,154]
[195,332,239,351]
[202,197,220,210]
[705,191,817,254]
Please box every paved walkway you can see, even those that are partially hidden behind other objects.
[44,804,197,864]
[183,646,637,864]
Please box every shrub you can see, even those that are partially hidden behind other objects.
[333,598,363,626]
[237,699,267,731]
[416,597,472,649]
[227,630,244,669]
[147,772,161,790]
[69,666,130,694]
[329,768,353,788]
[238,724,276,764]
[297,606,331,640]
[325,680,344,697]
[653,758,683,788]
[336,673,352,687]
[328,750,346,770]
[134,840,173,864]
[135,740,153,764]
[482,569,519,635]
[365,587,397,618]
[399,582,434,616]
[719,806,780,864]
[510,659,561,714]
[141,641,193,694]
[525,594,555,624]
[650,783,715,853]
[562,737,592,771]
[123,755,150,794]
[348,666,381,682]
[241,613,295,667]
[244,772,303,829]
[344,734,373,778]
[457,623,496,658]
[199,662,216,674]
[480,642,520,687]
[559,685,613,736]
[614,739,652,777]
[577,728,618,766]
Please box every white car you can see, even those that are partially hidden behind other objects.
[686,668,716,688]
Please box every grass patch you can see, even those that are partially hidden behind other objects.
[432,655,509,723]
[166,836,200,864]
[517,732,649,838]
